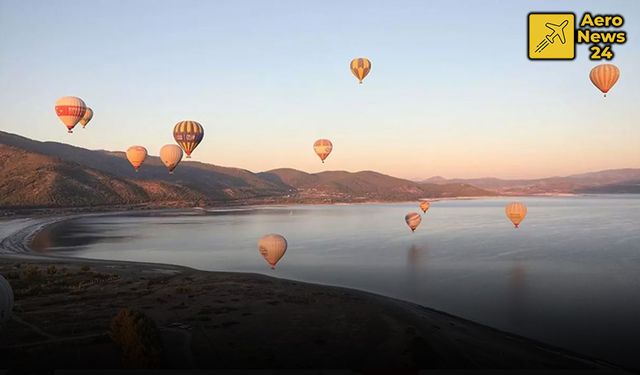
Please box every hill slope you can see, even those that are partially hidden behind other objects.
[0,131,493,208]
[260,168,493,201]
[422,169,640,194]
[0,144,205,208]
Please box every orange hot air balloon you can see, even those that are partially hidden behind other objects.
[257,234,287,269]
[80,107,93,128]
[589,64,620,97]
[405,212,422,232]
[505,202,527,228]
[126,146,148,172]
[55,96,87,133]
[350,58,371,84]
[160,144,183,174]
[173,120,204,158]
[313,139,333,163]
[419,200,430,213]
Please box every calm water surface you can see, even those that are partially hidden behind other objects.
[34,196,640,369]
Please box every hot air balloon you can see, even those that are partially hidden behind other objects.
[590,64,620,97]
[160,144,183,174]
[505,202,527,228]
[257,234,287,269]
[80,107,93,128]
[419,200,430,213]
[126,146,148,172]
[350,58,371,84]
[0,275,14,325]
[405,212,422,232]
[55,96,87,133]
[313,139,333,163]
[173,120,204,158]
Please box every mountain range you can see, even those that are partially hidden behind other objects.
[1,131,638,210]
[422,169,640,195]
[0,131,492,209]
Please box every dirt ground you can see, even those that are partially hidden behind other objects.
[0,258,620,371]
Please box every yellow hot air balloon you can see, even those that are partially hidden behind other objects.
[350,58,371,84]
[173,120,204,158]
[55,96,87,133]
[160,144,183,174]
[257,234,288,269]
[126,146,148,172]
[80,107,93,128]
[405,212,422,232]
[505,202,527,228]
[0,275,14,325]
[313,139,333,163]
[590,64,620,97]
[419,200,430,213]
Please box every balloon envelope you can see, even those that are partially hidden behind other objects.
[0,275,13,325]
[589,64,620,96]
[173,120,204,158]
[80,107,93,127]
[160,144,183,174]
[505,202,527,228]
[405,212,422,232]
[55,96,87,133]
[350,58,371,83]
[258,234,287,269]
[313,139,333,163]
[419,200,430,213]
[126,146,148,171]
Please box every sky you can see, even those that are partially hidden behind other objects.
[0,0,638,180]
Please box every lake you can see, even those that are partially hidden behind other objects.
[32,196,640,369]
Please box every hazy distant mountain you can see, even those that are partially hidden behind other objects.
[0,131,493,208]
[421,169,640,195]
[575,181,640,194]
[259,168,494,201]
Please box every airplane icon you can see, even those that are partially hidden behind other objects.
[535,19,569,53]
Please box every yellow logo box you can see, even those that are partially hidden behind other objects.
[528,13,576,60]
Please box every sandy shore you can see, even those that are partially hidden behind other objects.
[0,216,625,371]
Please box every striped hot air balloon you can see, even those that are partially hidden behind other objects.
[173,120,204,158]
[350,58,371,84]
[313,139,333,163]
[405,212,422,232]
[258,234,288,270]
[505,202,528,228]
[589,64,620,97]
[55,96,87,133]
[160,144,183,174]
[80,107,93,128]
[126,146,148,172]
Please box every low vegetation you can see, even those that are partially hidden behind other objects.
[110,308,164,368]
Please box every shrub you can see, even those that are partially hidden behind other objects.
[110,309,164,368]
[80,265,91,272]
[23,265,42,280]
[47,265,57,275]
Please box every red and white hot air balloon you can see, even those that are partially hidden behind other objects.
[55,96,87,133]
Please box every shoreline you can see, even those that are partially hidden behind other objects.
[0,193,595,218]
[0,214,628,370]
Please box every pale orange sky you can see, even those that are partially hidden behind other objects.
[1,1,638,180]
